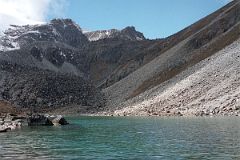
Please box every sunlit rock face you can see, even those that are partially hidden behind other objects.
[84,26,145,41]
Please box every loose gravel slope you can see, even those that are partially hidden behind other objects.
[113,38,240,116]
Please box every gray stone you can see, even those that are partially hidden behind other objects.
[48,115,69,125]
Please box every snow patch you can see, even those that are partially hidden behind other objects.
[136,36,144,41]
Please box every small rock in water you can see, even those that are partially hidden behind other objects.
[47,115,69,125]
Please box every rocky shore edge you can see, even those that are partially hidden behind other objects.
[0,113,69,133]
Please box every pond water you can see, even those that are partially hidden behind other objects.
[0,116,240,159]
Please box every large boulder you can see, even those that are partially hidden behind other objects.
[27,114,53,126]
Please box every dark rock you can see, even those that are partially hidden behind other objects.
[27,114,69,126]
[0,127,10,133]
[27,114,53,126]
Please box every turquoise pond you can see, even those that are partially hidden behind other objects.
[0,116,240,160]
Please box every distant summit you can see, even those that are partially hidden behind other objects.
[0,19,145,52]
[84,26,145,41]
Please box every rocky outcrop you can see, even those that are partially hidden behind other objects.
[0,113,69,132]
[27,114,68,126]
[0,114,24,132]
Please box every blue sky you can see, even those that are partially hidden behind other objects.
[51,0,230,39]
[0,0,231,38]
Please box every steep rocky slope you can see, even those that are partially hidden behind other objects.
[85,39,157,86]
[99,0,240,88]
[0,60,104,112]
[113,38,240,116]
[104,0,240,111]
[0,100,18,114]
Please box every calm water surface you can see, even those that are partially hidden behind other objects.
[0,117,240,160]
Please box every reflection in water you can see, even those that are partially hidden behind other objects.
[0,117,240,160]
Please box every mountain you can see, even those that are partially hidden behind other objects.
[103,0,240,116]
[0,19,88,52]
[84,26,146,41]
[0,1,239,116]
[0,19,102,112]
[0,18,152,112]
[0,19,91,77]
[0,19,152,84]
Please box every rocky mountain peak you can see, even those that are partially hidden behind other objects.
[50,18,83,32]
[48,18,89,47]
[84,26,145,41]
[120,26,145,41]
[0,19,89,51]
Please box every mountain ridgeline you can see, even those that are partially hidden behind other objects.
[0,0,240,116]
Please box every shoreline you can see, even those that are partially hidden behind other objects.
[1,111,239,133]
[1,101,239,119]
[59,112,240,118]
[1,110,240,119]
